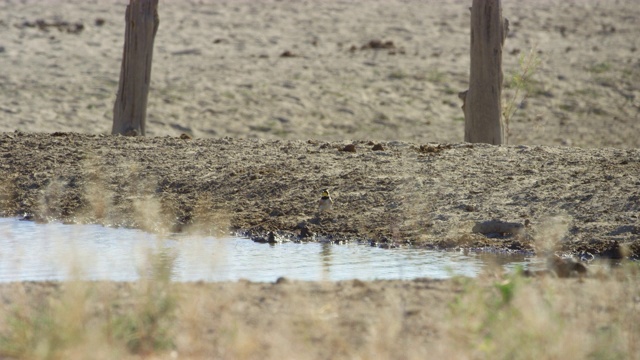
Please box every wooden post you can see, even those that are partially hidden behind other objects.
[461,0,508,145]
[112,0,159,136]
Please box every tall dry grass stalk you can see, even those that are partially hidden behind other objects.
[80,156,231,236]
[533,214,570,255]
[441,263,640,359]
[0,249,180,359]
[0,177,17,218]
[503,46,542,144]
[109,249,178,355]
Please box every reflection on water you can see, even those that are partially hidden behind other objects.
[0,218,537,282]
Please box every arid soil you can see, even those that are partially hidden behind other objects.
[0,132,638,259]
[1,0,639,147]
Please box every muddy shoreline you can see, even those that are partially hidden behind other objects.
[1,132,638,259]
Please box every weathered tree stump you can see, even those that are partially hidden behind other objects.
[461,0,508,145]
[112,0,159,136]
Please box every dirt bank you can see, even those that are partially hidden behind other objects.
[1,132,638,259]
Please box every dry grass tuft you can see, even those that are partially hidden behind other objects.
[533,215,571,255]
[441,264,640,359]
[1,261,639,359]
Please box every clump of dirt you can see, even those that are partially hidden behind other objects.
[17,19,84,34]
[349,39,406,55]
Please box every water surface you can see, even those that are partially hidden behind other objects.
[0,218,536,282]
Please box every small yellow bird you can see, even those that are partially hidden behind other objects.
[318,189,333,212]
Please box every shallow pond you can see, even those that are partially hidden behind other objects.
[0,218,537,282]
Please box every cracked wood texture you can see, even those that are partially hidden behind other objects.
[463,0,507,145]
[112,0,159,136]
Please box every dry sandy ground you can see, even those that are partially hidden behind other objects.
[0,0,639,358]
[0,0,639,146]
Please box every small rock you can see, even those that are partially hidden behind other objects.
[463,204,476,212]
[269,209,284,217]
[299,226,314,238]
[361,39,395,50]
[253,237,268,244]
[342,144,356,152]
[372,143,385,151]
[472,220,525,236]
